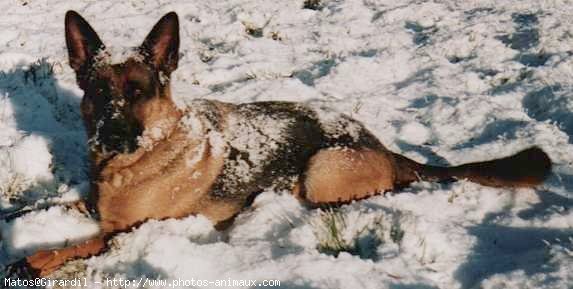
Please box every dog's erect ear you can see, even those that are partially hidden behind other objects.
[140,12,179,74]
[65,11,105,72]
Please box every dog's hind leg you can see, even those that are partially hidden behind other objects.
[294,146,552,207]
[294,147,396,205]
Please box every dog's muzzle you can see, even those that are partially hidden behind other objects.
[92,117,142,155]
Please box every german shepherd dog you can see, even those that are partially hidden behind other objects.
[8,11,552,277]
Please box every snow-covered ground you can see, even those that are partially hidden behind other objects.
[0,0,572,288]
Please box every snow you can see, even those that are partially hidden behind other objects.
[399,122,431,146]
[9,135,53,182]
[138,118,178,151]
[2,206,99,256]
[0,0,572,288]
[95,47,144,67]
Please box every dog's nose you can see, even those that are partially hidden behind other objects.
[97,119,141,154]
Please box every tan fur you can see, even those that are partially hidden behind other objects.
[96,101,236,232]
[26,237,105,277]
[298,148,396,204]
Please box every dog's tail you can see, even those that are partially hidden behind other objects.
[393,147,552,189]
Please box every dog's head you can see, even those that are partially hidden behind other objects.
[65,11,180,156]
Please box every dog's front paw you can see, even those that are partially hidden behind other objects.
[4,258,41,279]
[4,250,62,280]
[25,250,64,277]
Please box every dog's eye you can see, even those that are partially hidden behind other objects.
[128,88,143,99]
[126,81,145,99]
